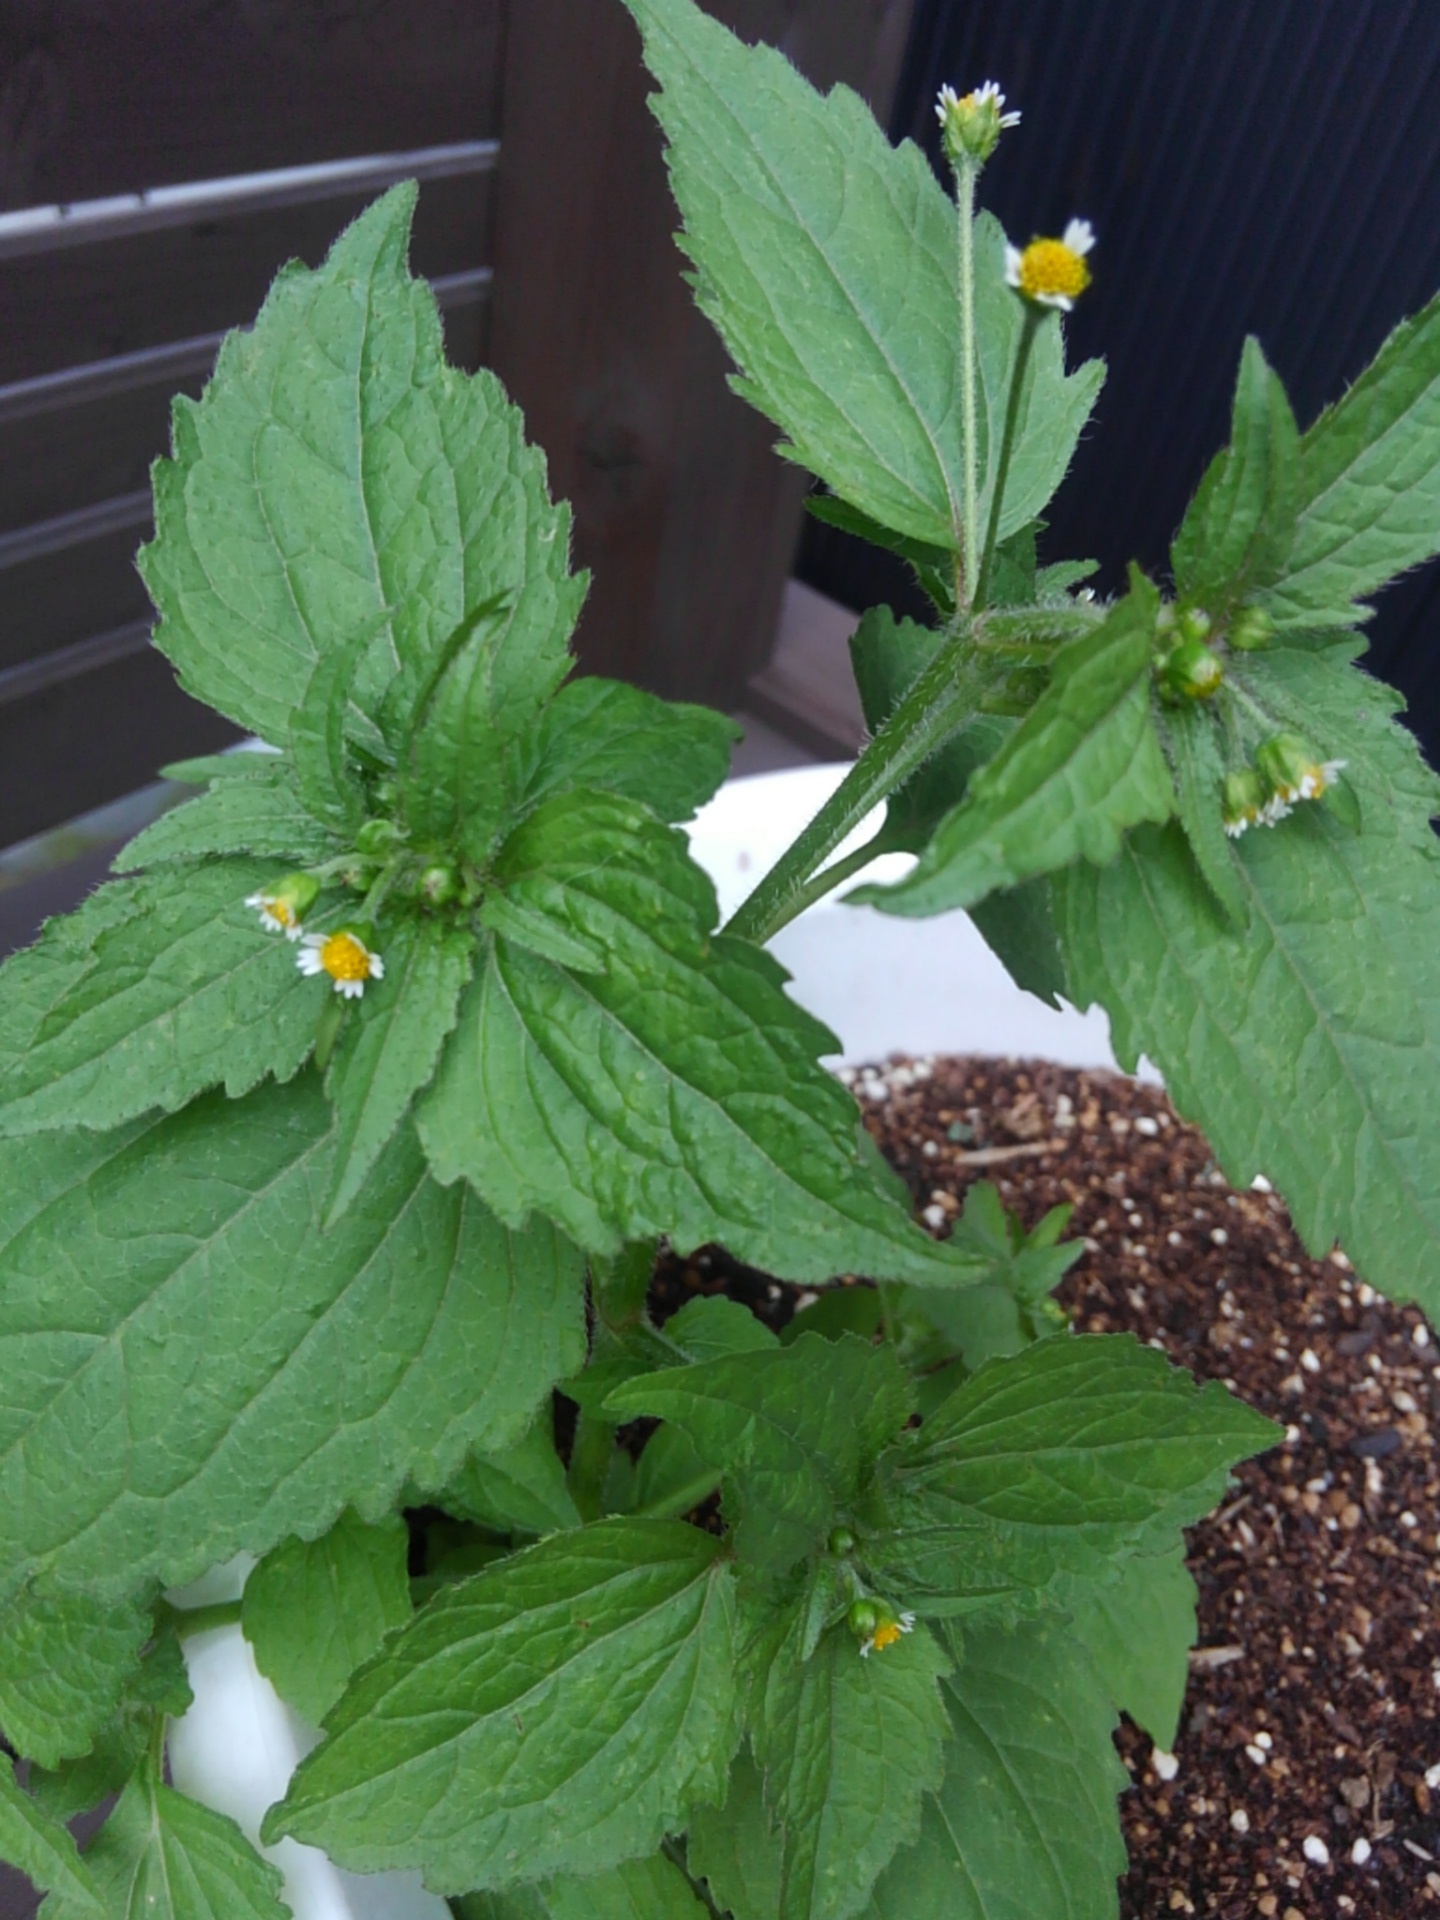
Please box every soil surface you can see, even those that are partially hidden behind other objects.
[652,1055,1439,1920]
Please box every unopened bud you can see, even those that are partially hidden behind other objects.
[937,81,1020,168]
[827,1526,857,1558]
[1222,768,1266,839]
[1255,731,1343,808]
[1159,638,1225,702]
[1174,606,1212,647]
[416,863,459,908]
[356,818,405,858]
[1226,606,1274,652]
[846,1599,880,1641]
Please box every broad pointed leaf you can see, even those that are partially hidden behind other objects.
[242,1510,411,1725]
[1172,336,1298,614]
[0,1763,105,1919]
[420,1410,580,1537]
[0,1078,585,1598]
[323,915,475,1224]
[29,1626,193,1825]
[0,861,322,1136]
[663,1295,779,1363]
[687,1749,781,1920]
[267,1519,740,1895]
[1259,286,1440,627]
[853,582,1174,917]
[870,1335,1276,1609]
[417,790,974,1284]
[1057,641,1440,1315]
[140,184,584,747]
[116,757,338,870]
[607,1334,911,1572]
[44,1775,289,1920]
[455,1852,712,1920]
[1056,1546,1197,1750]
[864,1615,1128,1920]
[747,1607,949,1920]
[0,1580,152,1768]
[398,596,520,862]
[518,677,739,824]
[624,0,1100,555]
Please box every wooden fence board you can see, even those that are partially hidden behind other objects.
[0,1,502,208]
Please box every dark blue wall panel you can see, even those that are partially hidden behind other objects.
[798,0,1440,764]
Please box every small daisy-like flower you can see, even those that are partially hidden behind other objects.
[1222,769,1267,840]
[1005,218,1096,311]
[297,928,385,999]
[1256,733,1347,816]
[245,871,319,941]
[861,1609,917,1659]
[936,80,1020,165]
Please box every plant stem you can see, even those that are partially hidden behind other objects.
[766,829,895,927]
[567,1411,615,1523]
[631,1471,722,1522]
[591,1240,659,1330]
[975,304,1042,607]
[956,156,981,605]
[725,624,987,947]
[148,1708,167,1787]
[163,1598,244,1639]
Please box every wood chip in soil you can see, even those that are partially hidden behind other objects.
[650,1054,1440,1920]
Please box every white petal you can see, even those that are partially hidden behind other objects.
[368,954,385,980]
[1004,243,1023,287]
[296,949,325,975]
[1064,218,1096,255]
[244,893,264,909]
[1038,291,1074,311]
[1000,109,1022,128]
[283,923,304,943]
[300,932,327,950]
[338,978,365,1000]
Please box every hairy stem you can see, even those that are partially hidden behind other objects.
[976,304,1042,607]
[725,624,987,946]
[163,1597,244,1639]
[591,1240,659,1330]
[956,156,981,604]
[567,1411,615,1523]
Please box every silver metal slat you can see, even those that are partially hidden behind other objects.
[0,620,155,709]
[0,141,499,262]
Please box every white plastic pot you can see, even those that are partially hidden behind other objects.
[166,762,1139,1917]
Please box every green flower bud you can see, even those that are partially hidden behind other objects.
[244,870,320,938]
[1255,732,1344,811]
[846,1599,880,1641]
[1159,637,1225,703]
[1226,606,1274,652]
[416,863,459,908]
[1221,767,1266,839]
[355,818,405,859]
[936,82,1020,168]
[372,778,400,813]
[1174,605,1212,647]
[827,1525,857,1558]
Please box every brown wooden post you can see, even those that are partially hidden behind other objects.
[486,0,917,711]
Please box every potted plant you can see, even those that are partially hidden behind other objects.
[1,2,1436,1915]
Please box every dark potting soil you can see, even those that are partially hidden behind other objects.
[649,1056,1440,1920]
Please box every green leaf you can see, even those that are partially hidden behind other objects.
[161,751,281,786]
[140,183,585,747]
[266,1519,740,1894]
[398,596,522,863]
[0,861,322,1136]
[29,1627,192,1825]
[871,1334,1276,1609]
[0,1581,152,1768]
[417,790,974,1285]
[624,1,1100,555]
[1172,336,1298,615]
[419,1409,580,1537]
[864,1614,1127,1920]
[688,1748,781,1920]
[1057,643,1440,1314]
[1259,287,1440,628]
[853,581,1175,917]
[747,1606,949,1920]
[0,1078,585,1598]
[663,1296,779,1363]
[455,1852,712,1920]
[116,757,339,870]
[45,1775,289,1920]
[518,678,739,824]
[805,496,955,616]
[1058,1546,1196,1750]
[289,615,378,831]
[242,1510,410,1725]
[323,915,475,1224]
[607,1334,912,1572]
[0,1761,106,1918]
[901,1184,1078,1375]
[1158,702,1249,927]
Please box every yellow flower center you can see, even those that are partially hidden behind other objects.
[871,1619,903,1654]
[320,932,372,983]
[1018,238,1091,304]
[269,898,298,929]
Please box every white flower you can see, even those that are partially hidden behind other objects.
[297,930,385,999]
[247,892,303,939]
[936,81,1020,164]
[1005,219,1096,311]
[859,1610,917,1659]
